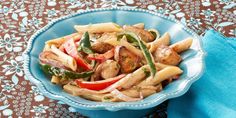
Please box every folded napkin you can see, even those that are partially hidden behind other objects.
[168,30,236,118]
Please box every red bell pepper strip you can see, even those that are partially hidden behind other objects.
[59,33,81,52]
[87,48,115,63]
[75,74,126,91]
[63,38,92,70]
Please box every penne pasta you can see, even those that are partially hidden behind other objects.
[102,86,157,102]
[102,94,119,102]
[74,22,122,33]
[43,44,51,51]
[51,76,60,84]
[120,36,143,57]
[155,63,173,69]
[151,66,182,84]
[133,23,145,29]
[50,45,77,71]
[170,38,193,53]
[81,94,104,102]
[138,66,183,86]
[148,29,160,40]
[64,84,102,95]
[122,86,157,98]
[149,32,170,53]
[46,33,82,47]
[120,65,150,89]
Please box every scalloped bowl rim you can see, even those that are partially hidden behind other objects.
[23,7,205,111]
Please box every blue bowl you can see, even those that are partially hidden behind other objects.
[23,8,205,118]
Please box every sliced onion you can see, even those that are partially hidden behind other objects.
[114,46,122,61]
[39,51,67,69]
[111,89,143,102]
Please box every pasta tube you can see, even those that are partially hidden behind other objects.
[46,33,81,47]
[139,66,183,86]
[120,36,143,57]
[119,65,150,89]
[155,63,173,69]
[64,84,102,95]
[50,45,77,71]
[43,44,51,51]
[133,23,144,29]
[170,38,193,53]
[102,86,157,102]
[149,32,170,53]
[51,76,60,84]
[122,86,158,98]
[63,84,104,101]
[80,94,104,102]
[74,22,122,33]
[148,29,160,40]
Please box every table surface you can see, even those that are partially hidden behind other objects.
[0,0,235,117]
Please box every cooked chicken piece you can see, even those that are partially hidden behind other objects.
[115,46,140,73]
[123,25,155,42]
[91,60,120,80]
[101,60,120,79]
[153,45,181,66]
[91,63,103,81]
[91,42,114,53]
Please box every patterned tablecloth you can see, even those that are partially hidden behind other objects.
[0,0,235,117]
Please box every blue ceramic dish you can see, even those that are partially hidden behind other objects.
[23,8,205,118]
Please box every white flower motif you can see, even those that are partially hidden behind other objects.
[187,17,202,27]
[100,0,126,7]
[19,23,27,32]
[65,0,84,8]
[65,0,81,5]
[156,7,170,15]
[0,34,22,52]
[28,17,43,28]
[202,0,211,6]
[2,60,24,76]
[218,0,232,4]
[30,104,49,116]
[30,86,41,95]
[43,8,59,18]
[47,0,57,6]
[1,83,15,93]
[200,9,216,17]
[0,6,13,15]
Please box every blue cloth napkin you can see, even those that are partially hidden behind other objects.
[167,30,236,118]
